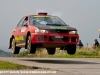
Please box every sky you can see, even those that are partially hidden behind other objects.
[0,0,100,52]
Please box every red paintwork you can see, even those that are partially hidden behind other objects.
[30,33,79,44]
[11,12,79,47]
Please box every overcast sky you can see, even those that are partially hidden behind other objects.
[0,0,100,52]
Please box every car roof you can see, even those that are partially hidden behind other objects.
[26,15,57,17]
[25,12,57,17]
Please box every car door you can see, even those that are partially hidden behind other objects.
[14,17,25,44]
[17,16,29,44]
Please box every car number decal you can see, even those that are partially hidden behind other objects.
[15,36,24,42]
[34,16,54,18]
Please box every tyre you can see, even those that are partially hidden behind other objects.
[66,44,76,55]
[27,36,36,54]
[46,48,56,55]
[11,38,21,54]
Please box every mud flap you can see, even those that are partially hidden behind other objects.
[25,35,28,49]
[8,38,12,49]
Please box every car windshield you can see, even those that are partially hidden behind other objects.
[30,16,66,26]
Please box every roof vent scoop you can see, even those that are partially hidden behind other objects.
[38,12,48,15]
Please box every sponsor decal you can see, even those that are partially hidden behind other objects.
[34,16,54,18]
[15,36,24,42]
[50,26,67,30]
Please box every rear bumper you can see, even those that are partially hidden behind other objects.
[31,33,79,46]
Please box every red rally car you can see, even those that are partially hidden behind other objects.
[9,12,79,55]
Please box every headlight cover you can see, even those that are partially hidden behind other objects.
[69,31,77,34]
[35,28,48,33]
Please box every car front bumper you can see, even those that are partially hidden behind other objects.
[31,33,79,47]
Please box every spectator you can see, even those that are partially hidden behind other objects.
[93,39,99,49]
[77,40,84,49]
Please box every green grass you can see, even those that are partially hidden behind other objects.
[15,47,100,58]
[0,61,40,70]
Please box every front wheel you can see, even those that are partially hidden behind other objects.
[66,44,76,55]
[46,48,56,55]
[11,38,21,54]
[27,36,36,54]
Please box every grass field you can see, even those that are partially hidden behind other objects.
[15,47,100,58]
[0,61,42,70]
[1,47,100,69]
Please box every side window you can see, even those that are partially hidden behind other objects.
[17,17,25,27]
[22,17,28,26]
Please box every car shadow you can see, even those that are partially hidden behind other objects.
[20,59,100,64]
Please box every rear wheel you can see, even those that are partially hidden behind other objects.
[46,48,56,55]
[11,38,21,54]
[66,44,76,55]
[27,36,36,54]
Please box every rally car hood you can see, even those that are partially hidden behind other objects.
[35,25,77,31]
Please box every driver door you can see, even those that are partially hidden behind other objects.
[17,16,28,44]
[14,17,25,44]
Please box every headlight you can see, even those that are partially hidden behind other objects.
[35,29,48,33]
[40,30,48,33]
[69,31,77,34]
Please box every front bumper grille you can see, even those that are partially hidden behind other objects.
[49,36,68,42]
[37,35,77,42]
[71,37,76,42]
[38,35,47,41]
[49,30,68,33]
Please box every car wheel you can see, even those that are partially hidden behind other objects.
[46,48,56,55]
[27,36,36,54]
[66,44,76,55]
[11,38,21,54]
